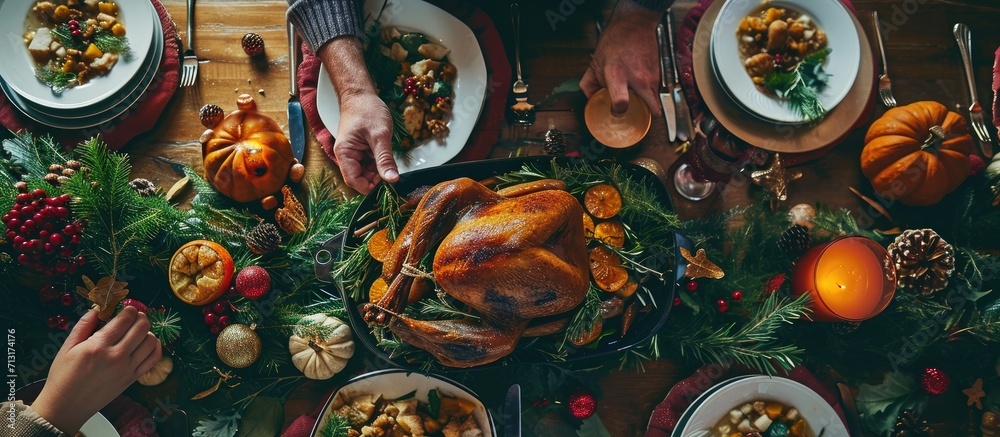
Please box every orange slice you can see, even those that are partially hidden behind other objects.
[614,278,639,299]
[369,277,389,303]
[169,240,234,306]
[369,277,429,304]
[594,220,625,248]
[367,228,394,263]
[589,246,629,292]
[583,213,595,239]
[584,184,622,219]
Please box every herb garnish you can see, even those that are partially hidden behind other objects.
[762,48,832,123]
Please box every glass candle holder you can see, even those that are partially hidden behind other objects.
[791,236,897,322]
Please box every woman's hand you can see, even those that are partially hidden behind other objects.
[31,307,161,435]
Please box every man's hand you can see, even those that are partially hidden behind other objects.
[32,307,161,435]
[320,37,399,194]
[581,0,663,116]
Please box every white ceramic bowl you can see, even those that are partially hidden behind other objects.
[0,0,156,110]
[710,0,860,124]
[311,369,496,437]
[679,375,848,437]
[316,0,488,174]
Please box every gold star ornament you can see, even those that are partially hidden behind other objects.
[751,153,803,202]
[680,247,725,280]
[963,378,985,409]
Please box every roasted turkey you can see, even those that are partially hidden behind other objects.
[361,178,590,367]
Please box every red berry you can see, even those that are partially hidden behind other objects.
[60,293,73,306]
[39,285,59,302]
[218,315,230,327]
[56,316,69,331]
[202,307,212,315]
[731,290,743,302]
[204,312,217,326]
[71,30,82,38]
[16,193,31,203]
[685,280,698,292]
[212,302,227,314]
[46,316,59,329]
[235,266,272,300]
[716,299,729,312]
[209,325,222,335]
[31,189,45,199]
[49,233,64,246]
[405,77,416,86]
[63,225,75,236]
[673,297,682,307]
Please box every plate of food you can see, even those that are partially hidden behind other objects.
[315,0,488,174]
[320,156,677,371]
[710,0,860,124]
[0,0,155,110]
[310,369,496,437]
[678,376,847,436]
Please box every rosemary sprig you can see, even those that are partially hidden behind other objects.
[763,48,832,123]
[35,67,77,93]
[50,25,85,51]
[563,284,602,348]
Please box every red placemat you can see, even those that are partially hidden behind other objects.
[645,365,848,436]
[675,0,876,166]
[0,0,179,151]
[298,0,512,168]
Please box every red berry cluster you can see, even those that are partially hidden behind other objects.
[38,284,75,330]
[203,299,232,335]
[4,186,85,275]
[403,77,421,96]
[68,20,82,38]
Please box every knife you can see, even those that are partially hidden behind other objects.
[656,24,677,142]
[666,9,694,142]
[287,22,306,163]
[504,384,521,437]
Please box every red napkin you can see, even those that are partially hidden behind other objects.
[0,0,179,151]
[281,388,337,437]
[298,0,512,168]
[645,365,848,436]
[675,0,875,166]
[103,396,159,437]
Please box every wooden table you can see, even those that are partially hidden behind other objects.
[128,0,1000,435]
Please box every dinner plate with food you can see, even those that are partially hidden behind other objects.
[711,0,860,124]
[315,0,488,174]
[310,369,495,437]
[0,0,155,110]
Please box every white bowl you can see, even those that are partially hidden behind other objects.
[679,375,848,436]
[315,0,488,174]
[710,0,860,124]
[0,0,156,110]
[311,369,496,437]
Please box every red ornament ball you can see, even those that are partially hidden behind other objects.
[731,290,743,301]
[236,266,272,300]
[716,299,729,313]
[241,33,265,57]
[567,388,597,420]
[920,367,950,395]
[970,155,986,176]
[685,280,698,292]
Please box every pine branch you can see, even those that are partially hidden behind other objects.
[1,131,70,179]
[317,413,351,437]
[148,309,182,345]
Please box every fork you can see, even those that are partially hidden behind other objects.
[180,0,198,87]
[871,11,896,108]
[508,3,534,140]
[954,23,994,157]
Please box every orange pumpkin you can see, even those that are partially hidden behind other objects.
[860,101,974,206]
[201,95,293,203]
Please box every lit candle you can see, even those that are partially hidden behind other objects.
[791,237,897,322]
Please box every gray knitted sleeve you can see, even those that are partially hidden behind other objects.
[286,0,365,53]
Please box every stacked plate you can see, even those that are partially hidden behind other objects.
[0,0,161,129]
[709,0,861,125]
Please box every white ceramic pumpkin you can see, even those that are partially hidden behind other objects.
[137,355,173,386]
[289,314,355,380]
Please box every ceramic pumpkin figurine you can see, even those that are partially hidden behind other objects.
[200,94,294,204]
[289,313,355,380]
[860,101,974,206]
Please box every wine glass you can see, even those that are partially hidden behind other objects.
[672,115,742,201]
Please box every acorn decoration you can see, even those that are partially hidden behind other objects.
[199,104,224,128]
[245,222,281,255]
[887,229,955,295]
[216,323,261,368]
[241,33,265,57]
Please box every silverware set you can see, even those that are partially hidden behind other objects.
[871,11,896,108]
[655,9,692,143]
[180,0,198,87]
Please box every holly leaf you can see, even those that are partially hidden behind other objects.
[236,396,283,437]
[193,411,241,437]
[856,371,916,415]
[576,415,611,437]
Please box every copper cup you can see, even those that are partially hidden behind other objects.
[584,88,651,149]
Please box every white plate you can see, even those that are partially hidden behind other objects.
[0,15,163,130]
[0,0,156,110]
[80,412,120,437]
[710,0,860,124]
[315,0,487,174]
[311,369,496,437]
[667,375,753,437]
[679,375,848,436]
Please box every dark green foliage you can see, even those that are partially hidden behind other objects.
[763,48,832,123]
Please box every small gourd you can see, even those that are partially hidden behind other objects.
[137,355,173,386]
[289,314,355,380]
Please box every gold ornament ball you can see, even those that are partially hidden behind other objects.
[788,203,817,229]
[983,411,999,436]
[216,324,261,369]
[629,157,667,184]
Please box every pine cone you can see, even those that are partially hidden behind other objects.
[888,229,955,295]
[241,33,265,57]
[246,223,281,255]
[543,127,566,156]
[892,409,930,437]
[777,224,811,254]
[129,178,157,197]
[831,321,861,335]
